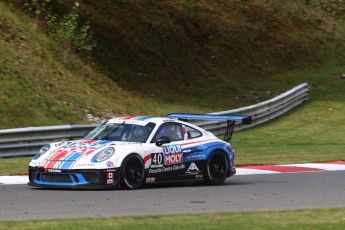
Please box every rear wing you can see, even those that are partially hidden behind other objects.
[164,113,252,142]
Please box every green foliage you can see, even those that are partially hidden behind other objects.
[25,0,96,64]
[48,2,96,64]
[24,0,52,31]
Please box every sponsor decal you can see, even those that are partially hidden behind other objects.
[43,140,112,169]
[106,169,116,172]
[196,144,207,151]
[107,179,114,184]
[53,140,109,155]
[146,177,156,183]
[106,161,114,167]
[150,164,163,168]
[187,162,199,172]
[52,140,110,155]
[47,169,61,173]
[151,153,164,168]
[107,172,114,179]
[149,164,186,174]
[163,144,182,154]
[75,163,96,167]
[186,162,201,175]
[186,153,206,161]
[163,144,183,165]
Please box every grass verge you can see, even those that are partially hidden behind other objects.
[1,208,345,230]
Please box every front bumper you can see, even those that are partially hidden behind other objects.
[28,167,120,189]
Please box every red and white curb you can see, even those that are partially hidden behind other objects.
[1,161,345,185]
[236,161,345,175]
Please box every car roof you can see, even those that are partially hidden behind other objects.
[105,116,176,126]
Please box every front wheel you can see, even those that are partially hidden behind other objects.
[204,151,229,185]
[120,154,145,189]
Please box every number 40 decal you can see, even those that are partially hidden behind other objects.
[151,153,163,166]
[152,153,163,164]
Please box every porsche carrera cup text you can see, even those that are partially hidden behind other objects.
[149,164,186,174]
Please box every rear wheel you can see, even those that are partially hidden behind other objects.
[120,154,145,189]
[204,151,229,185]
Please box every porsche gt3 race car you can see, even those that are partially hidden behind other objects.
[28,113,251,189]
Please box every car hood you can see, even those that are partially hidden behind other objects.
[35,139,141,169]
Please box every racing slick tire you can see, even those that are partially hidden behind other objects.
[204,150,229,185]
[120,154,145,189]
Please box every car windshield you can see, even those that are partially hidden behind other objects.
[84,122,155,143]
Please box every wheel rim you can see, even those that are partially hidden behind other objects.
[125,158,144,186]
[210,154,227,179]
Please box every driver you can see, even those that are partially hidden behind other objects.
[157,125,181,141]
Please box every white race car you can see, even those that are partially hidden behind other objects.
[28,113,251,189]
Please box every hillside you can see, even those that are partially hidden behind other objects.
[1,0,345,128]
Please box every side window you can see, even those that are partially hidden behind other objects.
[185,125,202,139]
[127,126,146,142]
[154,123,183,142]
[125,123,156,143]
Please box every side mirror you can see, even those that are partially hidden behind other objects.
[155,136,171,146]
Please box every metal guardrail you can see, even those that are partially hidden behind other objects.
[0,125,97,157]
[0,82,309,157]
[197,82,309,135]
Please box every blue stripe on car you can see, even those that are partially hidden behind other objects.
[58,153,83,169]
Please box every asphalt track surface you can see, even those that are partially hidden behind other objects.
[1,170,345,221]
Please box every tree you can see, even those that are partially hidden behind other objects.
[26,1,96,65]
[49,2,96,64]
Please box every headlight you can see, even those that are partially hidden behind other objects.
[92,147,115,162]
[34,145,51,160]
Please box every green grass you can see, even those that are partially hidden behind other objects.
[234,99,345,165]
[0,156,31,175]
[2,0,345,128]
[234,65,345,165]
[1,208,345,230]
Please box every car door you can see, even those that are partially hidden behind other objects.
[146,122,187,179]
